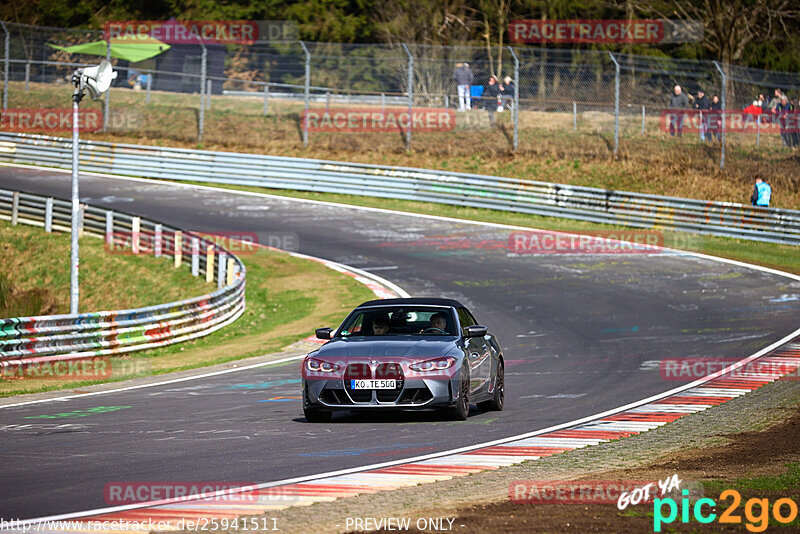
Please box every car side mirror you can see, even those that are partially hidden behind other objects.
[463,325,488,338]
[315,327,333,340]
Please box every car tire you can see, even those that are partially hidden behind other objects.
[479,360,504,411]
[447,367,470,421]
[304,405,332,423]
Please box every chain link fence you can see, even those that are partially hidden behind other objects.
[2,21,800,169]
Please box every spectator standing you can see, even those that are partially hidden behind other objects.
[693,89,711,142]
[773,94,796,148]
[483,76,501,126]
[454,63,474,112]
[668,85,690,137]
[750,176,772,207]
[708,95,722,142]
[758,93,769,113]
[500,76,515,111]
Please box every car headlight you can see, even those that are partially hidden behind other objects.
[306,358,340,373]
[409,357,456,372]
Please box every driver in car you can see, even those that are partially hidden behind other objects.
[420,312,447,334]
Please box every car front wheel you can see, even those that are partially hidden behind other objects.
[479,360,504,411]
[447,367,470,421]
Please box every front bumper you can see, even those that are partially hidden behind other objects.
[303,377,457,409]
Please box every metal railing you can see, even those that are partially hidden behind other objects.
[0,132,798,245]
[0,186,246,361]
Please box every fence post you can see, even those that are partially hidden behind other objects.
[713,61,726,169]
[11,191,18,225]
[205,245,215,283]
[263,83,269,115]
[217,252,227,289]
[45,197,54,232]
[198,42,207,142]
[381,92,385,112]
[146,72,152,103]
[206,79,212,109]
[25,62,30,91]
[608,52,620,157]
[174,230,182,268]
[103,39,111,131]
[508,46,519,151]
[756,114,760,148]
[154,223,162,257]
[2,21,9,112]
[191,237,199,276]
[573,102,577,131]
[641,106,645,134]
[299,41,310,147]
[401,43,413,151]
[104,209,112,243]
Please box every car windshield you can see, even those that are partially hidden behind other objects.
[337,306,457,337]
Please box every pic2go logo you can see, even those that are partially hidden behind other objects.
[654,489,799,532]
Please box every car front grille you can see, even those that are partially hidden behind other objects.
[341,362,405,403]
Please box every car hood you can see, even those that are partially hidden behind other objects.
[316,337,459,359]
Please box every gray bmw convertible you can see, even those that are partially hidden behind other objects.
[302,298,504,422]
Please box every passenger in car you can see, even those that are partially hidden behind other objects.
[372,314,390,335]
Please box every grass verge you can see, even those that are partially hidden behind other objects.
[0,220,375,397]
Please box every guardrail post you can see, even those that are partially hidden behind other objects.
[146,73,152,103]
[131,216,140,254]
[174,230,182,267]
[325,91,330,112]
[217,252,227,288]
[608,52,620,157]
[154,224,162,257]
[78,204,85,237]
[713,61,726,169]
[45,197,53,232]
[402,43,413,151]
[205,245,215,283]
[11,191,19,225]
[103,39,111,132]
[25,62,30,92]
[226,257,235,286]
[105,210,113,243]
[573,102,577,131]
[508,46,519,152]
[1,21,9,112]
[191,237,200,276]
[381,92,385,113]
[299,41,310,147]
[198,42,207,142]
[262,83,269,115]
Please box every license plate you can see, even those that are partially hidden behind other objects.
[351,379,396,389]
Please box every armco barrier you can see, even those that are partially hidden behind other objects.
[0,132,798,245]
[0,188,246,361]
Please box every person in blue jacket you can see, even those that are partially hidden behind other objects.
[750,176,772,207]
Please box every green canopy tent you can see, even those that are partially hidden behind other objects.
[48,37,170,63]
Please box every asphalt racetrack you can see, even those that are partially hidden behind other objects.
[1,165,798,520]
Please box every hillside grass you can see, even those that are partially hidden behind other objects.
[5,80,799,210]
[0,220,375,396]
